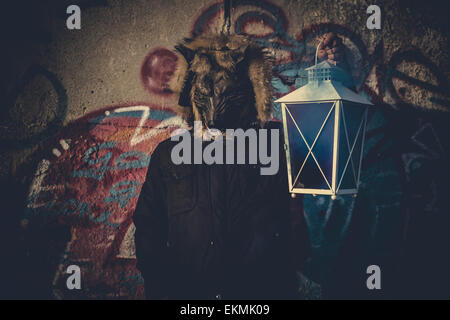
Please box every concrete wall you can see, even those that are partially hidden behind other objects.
[1,0,449,299]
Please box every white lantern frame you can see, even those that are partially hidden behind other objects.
[276,60,373,199]
[280,100,369,198]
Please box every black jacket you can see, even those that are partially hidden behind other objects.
[133,122,299,299]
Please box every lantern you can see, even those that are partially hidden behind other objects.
[275,60,372,199]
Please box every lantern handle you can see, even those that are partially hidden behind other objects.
[315,37,324,66]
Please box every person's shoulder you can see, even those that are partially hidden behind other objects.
[152,137,175,158]
[156,136,177,149]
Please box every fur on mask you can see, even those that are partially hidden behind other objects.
[168,34,274,128]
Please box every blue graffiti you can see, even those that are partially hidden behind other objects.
[117,270,144,295]
[72,141,116,180]
[113,151,150,170]
[105,180,141,209]
[72,142,150,180]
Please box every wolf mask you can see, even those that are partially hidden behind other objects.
[169,34,274,130]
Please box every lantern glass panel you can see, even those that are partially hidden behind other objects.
[342,101,366,144]
[296,154,328,189]
[285,112,307,184]
[285,102,335,189]
[337,101,367,191]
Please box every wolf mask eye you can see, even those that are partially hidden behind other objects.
[197,75,213,95]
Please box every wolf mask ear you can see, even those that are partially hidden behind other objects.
[174,44,196,107]
[174,44,195,64]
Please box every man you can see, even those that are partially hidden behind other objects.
[133,33,322,299]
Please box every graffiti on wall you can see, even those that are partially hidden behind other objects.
[17,0,450,298]
[23,104,184,298]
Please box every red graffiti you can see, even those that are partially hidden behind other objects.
[141,48,178,96]
[25,103,182,298]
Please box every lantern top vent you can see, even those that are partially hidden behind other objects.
[305,61,350,84]
[275,61,373,105]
